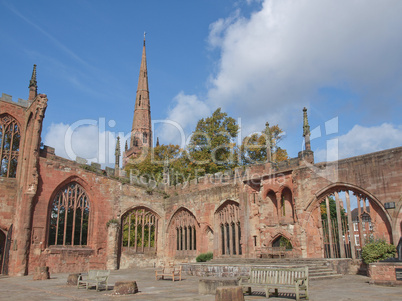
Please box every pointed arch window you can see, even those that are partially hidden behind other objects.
[0,114,20,178]
[48,182,90,246]
[216,201,242,256]
[122,208,158,253]
[143,132,147,144]
[170,209,197,255]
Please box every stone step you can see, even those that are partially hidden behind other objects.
[182,258,344,281]
[310,273,343,280]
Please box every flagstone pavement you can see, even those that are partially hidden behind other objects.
[0,268,401,301]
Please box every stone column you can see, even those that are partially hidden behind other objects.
[345,191,356,259]
[357,196,364,248]
[325,197,334,258]
[106,222,120,270]
[334,192,346,258]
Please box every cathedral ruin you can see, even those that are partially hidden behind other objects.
[0,39,401,277]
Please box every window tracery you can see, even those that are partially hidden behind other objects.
[216,201,241,256]
[48,182,90,246]
[0,114,20,178]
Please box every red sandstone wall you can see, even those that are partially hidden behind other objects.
[28,155,122,274]
[0,179,17,232]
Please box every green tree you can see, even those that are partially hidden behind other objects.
[187,108,239,175]
[241,124,288,165]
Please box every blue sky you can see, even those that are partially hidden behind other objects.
[1,0,401,167]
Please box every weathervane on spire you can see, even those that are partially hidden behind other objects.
[144,31,147,45]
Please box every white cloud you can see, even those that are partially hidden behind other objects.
[44,121,121,167]
[156,92,211,147]
[315,123,402,162]
[165,0,402,146]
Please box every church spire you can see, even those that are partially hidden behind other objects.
[28,64,37,101]
[129,34,152,153]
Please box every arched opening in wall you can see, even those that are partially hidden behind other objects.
[121,207,159,255]
[168,208,199,258]
[0,114,20,178]
[205,226,214,253]
[266,190,278,222]
[0,230,5,273]
[48,182,90,246]
[215,200,242,256]
[272,235,293,250]
[313,187,392,259]
[281,187,294,222]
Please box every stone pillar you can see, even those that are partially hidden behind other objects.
[357,196,364,248]
[106,222,120,270]
[345,191,356,259]
[334,192,346,258]
[325,196,334,258]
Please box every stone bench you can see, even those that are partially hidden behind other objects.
[199,278,239,295]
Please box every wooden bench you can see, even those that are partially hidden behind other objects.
[77,270,110,291]
[155,265,182,282]
[239,267,309,300]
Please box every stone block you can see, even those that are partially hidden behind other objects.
[113,281,138,295]
[33,266,50,280]
[91,162,101,170]
[76,156,87,164]
[105,166,115,176]
[199,278,239,295]
[67,273,80,285]
[215,286,244,301]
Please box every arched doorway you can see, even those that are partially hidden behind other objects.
[305,185,392,259]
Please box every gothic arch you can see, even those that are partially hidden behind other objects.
[215,200,242,256]
[302,182,393,259]
[305,183,391,220]
[270,233,293,249]
[392,195,402,243]
[47,180,91,247]
[120,206,159,254]
[167,207,199,257]
[166,206,199,231]
[0,113,21,178]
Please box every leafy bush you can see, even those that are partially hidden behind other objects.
[196,252,213,262]
[361,238,396,264]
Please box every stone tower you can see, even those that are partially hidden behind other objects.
[124,35,153,165]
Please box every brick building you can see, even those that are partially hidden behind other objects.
[0,41,401,276]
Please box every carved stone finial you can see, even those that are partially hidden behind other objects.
[265,122,271,162]
[115,136,121,157]
[28,64,38,101]
[29,64,37,88]
[303,107,311,151]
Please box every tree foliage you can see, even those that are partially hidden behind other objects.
[187,108,239,175]
[241,124,288,165]
[361,238,396,264]
[124,108,289,185]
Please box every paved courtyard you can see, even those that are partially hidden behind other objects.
[0,268,401,301]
